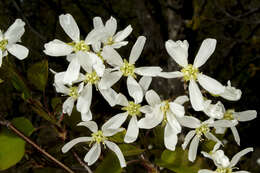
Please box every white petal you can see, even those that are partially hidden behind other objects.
[231,126,240,146]
[99,88,118,107]
[113,25,132,42]
[233,110,257,122]
[77,121,98,133]
[215,127,226,134]
[230,148,253,167]
[182,130,196,150]
[4,19,25,44]
[164,123,178,151]
[115,93,129,107]
[174,95,189,105]
[139,76,152,93]
[233,171,250,173]
[59,14,80,42]
[63,56,81,85]
[145,90,161,106]
[85,28,106,44]
[169,102,185,118]
[101,46,123,66]
[188,135,200,162]
[81,110,92,121]
[105,17,117,36]
[220,81,242,101]
[138,108,163,129]
[178,116,201,128]
[43,39,73,56]
[189,79,204,111]
[124,116,139,143]
[140,105,153,114]
[205,132,221,143]
[7,44,28,60]
[198,170,215,173]
[127,76,143,103]
[110,41,128,49]
[135,67,162,77]
[0,50,3,67]
[213,120,237,128]
[93,16,104,29]
[84,143,101,166]
[129,36,146,64]
[165,40,188,67]
[158,71,183,78]
[102,112,128,130]
[197,74,225,95]
[98,71,122,89]
[103,128,124,137]
[61,137,92,153]
[62,97,75,115]
[193,38,217,68]
[104,141,126,168]
[76,83,92,114]
[166,112,181,132]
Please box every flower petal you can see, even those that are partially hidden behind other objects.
[110,41,128,49]
[99,88,118,107]
[166,112,181,132]
[174,95,189,105]
[233,110,257,122]
[169,102,185,118]
[77,83,92,114]
[124,116,139,143]
[129,36,146,64]
[105,17,117,36]
[59,14,80,42]
[77,121,98,133]
[113,25,133,42]
[182,130,196,150]
[189,79,204,111]
[188,135,200,162]
[102,112,128,130]
[84,143,101,166]
[138,107,163,129]
[197,74,224,95]
[115,93,129,107]
[178,116,201,128]
[93,16,104,29]
[81,110,92,122]
[230,148,253,167]
[164,123,178,151]
[135,67,162,77]
[158,71,183,78]
[104,141,126,168]
[62,97,75,115]
[63,56,81,85]
[4,19,25,44]
[101,46,123,67]
[198,170,215,173]
[231,126,240,146]
[139,76,152,93]
[7,44,28,60]
[127,76,143,103]
[61,137,92,153]
[43,39,73,57]
[98,71,122,89]
[145,90,161,107]
[193,38,217,68]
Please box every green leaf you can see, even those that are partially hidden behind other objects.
[119,144,145,157]
[27,60,48,91]
[11,117,35,137]
[94,152,122,173]
[155,147,206,173]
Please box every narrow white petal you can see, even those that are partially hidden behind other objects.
[77,121,98,133]
[84,143,101,166]
[169,102,185,118]
[127,76,143,103]
[115,93,129,107]
[233,171,250,173]
[103,128,124,137]
[197,74,225,95]
[98,71,122,89]
[105,17,117,36]
[174,95,189,105]
[7,44,28,60]
[213,120,237,128]
[62,97,75,115]
[81,110,92,121]
[99,88,118,106]
[101,46,123,67]
[189,80,204,111]
[43,39,73,56]
[220,81,242,101]
[198,170,215,173]
[85,28,106,44]
[135,67,162,77]
[4,19,25,44]
[139,105,153,114]
[129,36,146,64]
[158,71,183,78]
[113,25,132,42]
[139,76,152,93]
[61,137,92,153]
[102,112,128,130]
[165,40,188,67]
[145,90,161,106]
[93,16,104,29]
[188,135,200,162]
[182,130,196,150]
[110,41,128,49]
[63,56,81,85]
[178,116,201,128]
[164,123,178,151]
[166,112,181,132]
[104,141,126,168]
[205,132,221,143]
[76,84,92,114]
[231,126,240,146]
[124,116,139,143]
[193,38,217,68]
[59,14,80,42]
[138,108,163,129]
[230,148,253,167]
[0,50,3,67]
[233,110,257,122]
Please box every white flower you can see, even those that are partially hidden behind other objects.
[180,117,235,162]
[219,80,242,101]
[199,147,253,173]
[61,121,126,167]
[99,36,162,90]
[214,105,257,145]
[138,90,188,151]
[102,76,152,143]
[93,16,133,49]
[203,100,225,119]
[160,39,225,111]
[44,14,105,85]
[0,19,29,67]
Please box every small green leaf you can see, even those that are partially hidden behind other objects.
[94,152,122,173]
[11,117,35,137]
[119,144,145,157]
[27,60,48,91]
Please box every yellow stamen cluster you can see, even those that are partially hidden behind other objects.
[0,39,8,51]
[105,36,114,45]
[181,64,199,81]
[160,101,170,125]
[195,124,210,138]
[68,40,90,52]
[85,71,100,84]
[69,87,79,99]
[91,130,107,144]
[122,101,141,116]
[215,168,232,173]
[120,59,136,77]
[223,109,235,120]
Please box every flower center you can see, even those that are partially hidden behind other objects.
[181,64,199,81]
[84,71,100,84]
[120,59,136,77]
[91,130,107,144]
[69,87,79,99]
[223,109,235,120]
[0,39,8,51]
[160,101,170,125]
[215,168,232,173]
[68,40,90,52]
[122,101,141,116]
[105,36,114,45]
[195,124,210,138]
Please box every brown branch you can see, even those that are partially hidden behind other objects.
[72,151,93,173]
[0,117,75,173]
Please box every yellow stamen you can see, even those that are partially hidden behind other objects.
[181,64,199,81]
[68,40,90,52]
[0,39,8,51]
[122,101,141,116]
[91,130,107,144]
[223,109,235,120]
[120,59,136,77]
[84,71,100,84]
[215,168,232,173]
[195,124,210,138]
[69,87,79,99]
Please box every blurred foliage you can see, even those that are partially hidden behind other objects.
[0,0,260,172]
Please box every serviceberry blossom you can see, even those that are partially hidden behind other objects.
[199,146,253,173]
[0,19,29,67]
[138,90,188,151]
[99,36,162,90]
[160,39,225,111]
[62,121,126,167]
[219,80,242,101]
[103,76,152,143]
[44,14,105,85]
